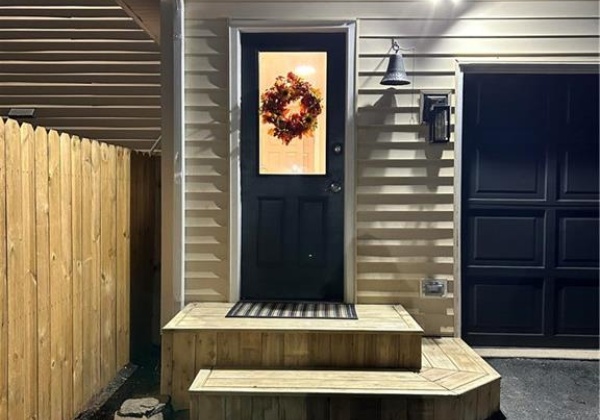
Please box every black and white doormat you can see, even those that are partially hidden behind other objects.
[226,301,358,320]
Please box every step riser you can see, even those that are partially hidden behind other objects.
[191,389,501,420]
[162,330,422,410]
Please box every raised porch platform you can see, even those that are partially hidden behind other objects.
[161,303,500,419]
[162,303,423,409]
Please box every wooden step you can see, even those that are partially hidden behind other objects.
[161,303,424,409]
[188,339,501,420]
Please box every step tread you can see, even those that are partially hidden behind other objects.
[189,338,500,397]
[164,302,424,334]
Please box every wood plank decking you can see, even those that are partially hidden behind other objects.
[163,302,423,333]
[189,338,500,420]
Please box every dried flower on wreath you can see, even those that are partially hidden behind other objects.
[259,72,323,145]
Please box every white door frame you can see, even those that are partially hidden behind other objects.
[228,21,358,303]
[453,60,600,337]
[161,0,186,324]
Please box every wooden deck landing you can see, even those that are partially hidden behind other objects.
[189,338,501,420]
[163,302,423,333]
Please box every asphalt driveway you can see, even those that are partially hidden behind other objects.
[488,358,599,420]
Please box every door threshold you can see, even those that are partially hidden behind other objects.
[473,347,599,360]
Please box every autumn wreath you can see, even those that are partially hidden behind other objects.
[259,72,323,145]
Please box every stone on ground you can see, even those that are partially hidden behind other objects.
[114,396,170,420]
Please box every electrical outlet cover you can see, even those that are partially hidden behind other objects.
[421,278,447,297]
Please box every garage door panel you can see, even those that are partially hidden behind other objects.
[556,211,599,267]
[558,144,599,201]
[554,278,599,336]
[468,211,545,267]
[469,141,546,199]
[474,74,548,129]
[462,72,599,348]
[556,74,600,136]
[467,277,545,334]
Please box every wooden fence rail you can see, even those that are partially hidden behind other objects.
[0,118,144,420]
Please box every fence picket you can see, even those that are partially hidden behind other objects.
[71,137,83,413]
[21,123,38,419]
[116,148,129,368]
[90,140,102,397]
[100,144,117,385]
[59,133,73,418]
[81,138,94,403]
[5,119,25,420]
[34,126,51,420]
[48,129,62,420]
[0,118,8,420]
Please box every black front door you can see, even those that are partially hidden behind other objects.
[462,73,599,348]
[240,33,346,301]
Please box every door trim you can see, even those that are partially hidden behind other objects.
[229,21,357,303]
[453,60,600,338]
[161,0,185,325]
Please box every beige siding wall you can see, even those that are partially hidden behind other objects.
[0,1,160,151]
[183,0,599,334]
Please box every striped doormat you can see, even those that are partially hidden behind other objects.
[226,301,358,320]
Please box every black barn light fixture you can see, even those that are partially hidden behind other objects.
[380,40,411,86]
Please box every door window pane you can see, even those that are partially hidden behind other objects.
[259,52,327,175]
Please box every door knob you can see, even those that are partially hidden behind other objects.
[328,181,342,193]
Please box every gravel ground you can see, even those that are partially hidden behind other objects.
[87,356,599,420]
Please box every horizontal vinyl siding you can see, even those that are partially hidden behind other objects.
[186,1,599,19]
[184,18,230,302]
[183,0,600,334]
[0,1,160,151]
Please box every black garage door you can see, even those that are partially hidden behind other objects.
[462,73,599,348]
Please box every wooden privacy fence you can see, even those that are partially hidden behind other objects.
[0,118,141,420]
